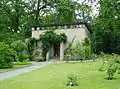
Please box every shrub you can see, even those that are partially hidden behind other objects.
[83,38,90,46]
[106,54,120,80]
[83,45,91,60]
[98,53,109,71]
[19,55,29,62]
[98,53,120,80]
[64,43,91,62]
[107,63,117,80]
[66,73,78,86]
[11,40,28,62]
[72,44,84,61]
[0,42,16,68]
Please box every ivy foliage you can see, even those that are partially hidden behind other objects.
[40,30,67,44]
[27,38,37,60]
[39,30,67,59]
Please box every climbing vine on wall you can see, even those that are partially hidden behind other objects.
[27,37,38,60]
[39,30,67,59]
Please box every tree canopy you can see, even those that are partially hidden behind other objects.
[92,0,120,54]
[0,0,94,33]
[1,0,120,54]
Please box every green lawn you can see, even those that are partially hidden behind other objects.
[0,61,120,89]
[0,62,32,73]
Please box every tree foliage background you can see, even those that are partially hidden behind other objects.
[1,0,120,54]
[92,0,120,54]
[0,0,93,40]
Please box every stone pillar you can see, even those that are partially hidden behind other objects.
[32,27,35,31]
[60,42,64,61]
[64,25,67,29]
[58,26,61,29]
[50,45,54,58]
[37,27,40,30]
[46,50,50,61]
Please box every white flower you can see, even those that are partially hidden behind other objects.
[70,82,73,85]
[12,29,14,32]
[17,30,20,33]
[104,61,107,63]
[117,0,120,3]
[114,16,118,19]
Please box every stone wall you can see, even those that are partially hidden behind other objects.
[31,24,90,60]
[32,25,90,44]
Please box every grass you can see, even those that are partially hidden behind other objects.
[0,62,32,73]
[0,61,120,89]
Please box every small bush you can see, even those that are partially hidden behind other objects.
[82,38,90,46]
[107,63,117,80]
[19,55,29,62]
[83,45,91,60]
[66,73,78,86]
[0,42,16,68]
[98,53,110,71]
[98,53,120,80]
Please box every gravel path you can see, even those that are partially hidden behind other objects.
[0,62,51,80]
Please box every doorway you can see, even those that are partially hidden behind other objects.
[54,43,60,57]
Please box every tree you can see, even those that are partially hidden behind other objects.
[0,0,28,33]
[75,2,92,23]
[55,0,76,23]
[0,0,96,39]
[0,30,24,45]
[92,0,120,54]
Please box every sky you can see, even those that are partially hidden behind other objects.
[25,0,99,17]
[74,0,99,16]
